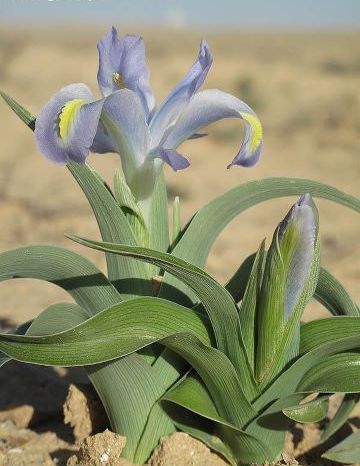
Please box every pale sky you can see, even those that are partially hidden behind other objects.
[1,0,360,29]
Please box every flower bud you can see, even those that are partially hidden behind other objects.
[256,194,319,383]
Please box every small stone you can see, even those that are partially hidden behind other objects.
[0,404,35,429]
[66,429,130,466]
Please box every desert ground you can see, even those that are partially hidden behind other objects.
[0,25,359,465]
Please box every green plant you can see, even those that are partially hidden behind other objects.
[0,29,359,465]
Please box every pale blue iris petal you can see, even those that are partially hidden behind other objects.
[97,27,155,118]
[155,148,190,171]
[99,89,150,180]
[91,120,117,154]
[164,89,263,168]
[149,40,212,148]
[35,83,103,164]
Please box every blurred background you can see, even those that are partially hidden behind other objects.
[0,0,359,325]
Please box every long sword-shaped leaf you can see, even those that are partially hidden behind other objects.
[0,90,36,130]
[315,268,359,316]
[164,178,359,303]
[300,317,360,354]
[0,245,121,316]
[0,297,211,365]
[322,430,360,463]
[254,335,360,413]
[298,353,360,393]
[67,235,256,398]
[321,394,359,443]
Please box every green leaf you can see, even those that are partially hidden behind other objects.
[254,335,360,412]
[171,195,181,250]
[0,90,36,130]
[134,402,175,464]
[238,242,265,372]
[0,245,121,316]
[225,253,257,304]
[27,302,89,335]
[113,169,149,247]
[322,430,360,463]
[67,235,256,399]
[315,268,360,316]
[321,394,359,443]
[0,297,211,365]
[300,317,360,354]
[298,353,360,393]
[283,395,329,423]
[0,321,32,368]
[67,162,151,299]
[165,177,359,304]
[147,170,169,253]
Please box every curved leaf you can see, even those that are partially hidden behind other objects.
[298,353,360,393]
[0,297,211,365]
[255,335,360,412]
[27,302,89,335]
[322,430,360,463]
[315,268,359,317]
[164,177,359,303]
[300,317,360,354]
[321,394,359,443]
[283,396,329,423]
[0,245,121,317]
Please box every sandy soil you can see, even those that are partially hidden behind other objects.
[0,26,359,465]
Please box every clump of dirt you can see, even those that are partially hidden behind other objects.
[148,432,228,466]
[0,419,76,465]
[66,429,130,466]
[0,404,34,429]
[64,384,108,441]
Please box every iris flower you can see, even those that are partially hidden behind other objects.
[35,27,263,200]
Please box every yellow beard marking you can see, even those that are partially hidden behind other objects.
[58,99,86,141]
[113,72,126,89]
[240,112,263,152]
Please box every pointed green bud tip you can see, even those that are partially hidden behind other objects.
[277,193,319,318]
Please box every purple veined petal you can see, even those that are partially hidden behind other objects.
[149,40,213,148]
[154,148,190,171]
[163,89,263,168]
[99,89,150,183]
[97,27,155,119]
[35,83,103,164]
